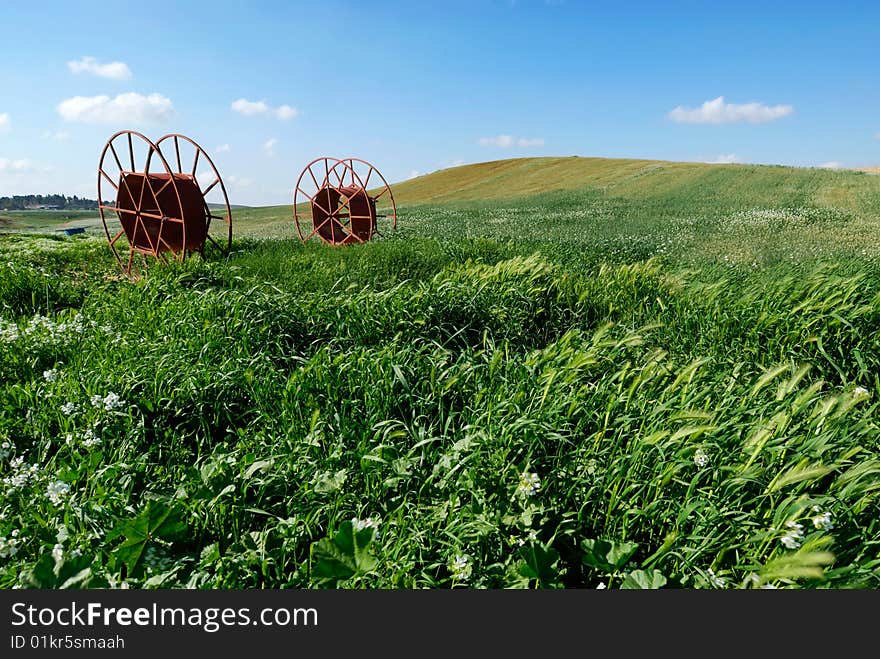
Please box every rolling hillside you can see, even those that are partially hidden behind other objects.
[230,155,880,237]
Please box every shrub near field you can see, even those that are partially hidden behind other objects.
[1,158,879,589]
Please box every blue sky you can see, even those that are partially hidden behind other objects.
[0,0,877,205]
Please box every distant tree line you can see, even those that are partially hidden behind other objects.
[0,194,106,211]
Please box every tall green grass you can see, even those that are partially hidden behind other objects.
[0,193,879,589]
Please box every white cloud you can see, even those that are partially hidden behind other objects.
[478,134,544,148]
[0,158,34,172]
[231,98,299,120]
[42,130,70,141]
[215,143,231,153]
[227,175,254,187]
[67,56,132,80]
[0,113,9,131]
[274,105,300,120]
[57,92,174,124]
[263,138,278,156]
[819,161,844,170]
[231,98,269,116]
[668,96,793,124]
[706,153,741,164]
[479,134,514,147]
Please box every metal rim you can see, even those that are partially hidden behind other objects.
[97,130,185,278]
[155,133,233,258]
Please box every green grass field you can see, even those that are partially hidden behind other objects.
[1,156,878,589]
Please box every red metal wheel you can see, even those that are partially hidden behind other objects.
[293,157,397,246]
[97,130,185,278]
[155,134,232,258]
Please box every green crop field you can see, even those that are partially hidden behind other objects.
[1,156,879,589]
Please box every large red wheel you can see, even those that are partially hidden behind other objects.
[97,130,185,278]
[155,134,232,258]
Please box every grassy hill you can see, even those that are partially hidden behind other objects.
[230,156,880,237]
[389,156,880,209]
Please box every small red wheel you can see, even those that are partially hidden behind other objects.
[97,130,184,278]
[292,156,397,246]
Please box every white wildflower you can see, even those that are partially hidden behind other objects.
[0,530,21,558]
[853,386,869,397]
[43,369,58,383]
[90,394,103,408]
[596,581,607,590]
[779,521,804,550]
[516,471,541,498]
[706,568,726,588]
[52,543,64,562]
[0,440,11,460]
[45,480,71,506]
[60,402,78,416]
[3,456,40,490]
[449,554,472,581]
[0,320,19,342]
[694,448,710,468]
[81,428,100,448]
[102,392,124,411]
[811,511,833,532]
[351,517,380,533]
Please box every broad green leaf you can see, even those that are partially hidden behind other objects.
[110,500,187,576]
[310,521,378,585]
[620,569,667,589]
[516,544,561,588]
[581,538,639,572]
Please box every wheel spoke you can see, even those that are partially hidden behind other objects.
[331,164,344,187]
[109,143,125,173]
[100,169,119,191]
[127,133,135,171]
[138,217,159,256]
[192,148,200,177]
[298,186,332,217]
[174,136,182,174]
[308,166,323,193]
[141,173,164,218]
[305,214,335,241]
[99,204,165,222]
[205,234,224,251]
[157,234,175,253]
[202,177,220,196]
[109,228,125,246]
[100,203,135,216]
[154,176,174,198]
